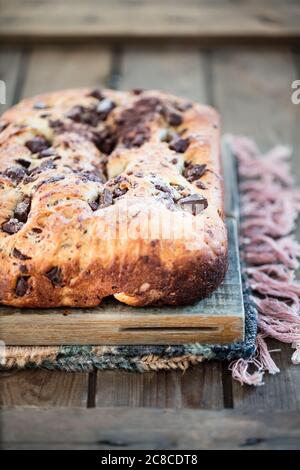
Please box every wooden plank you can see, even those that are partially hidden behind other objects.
[0,47,24,111]
[0,219,244,346]
[22,45,111,98]
[96,365,224,409]
[1,407,299,449]
[119,44,209,104]
[0,1,300,41]
[0,45,113,408]
[212,47,300,410]
[0,369,89,407]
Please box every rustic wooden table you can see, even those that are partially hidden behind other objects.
[0,0,300,450]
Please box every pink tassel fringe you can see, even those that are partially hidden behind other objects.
[226,135,300,386]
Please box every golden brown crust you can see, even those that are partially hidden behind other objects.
[0,88,227,307]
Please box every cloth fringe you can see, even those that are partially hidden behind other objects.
[227,135,300,386]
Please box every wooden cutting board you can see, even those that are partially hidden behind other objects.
[0,143,244,346]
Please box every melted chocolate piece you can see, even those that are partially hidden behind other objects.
[117,97,163,148]
[34,175,65,189]
[1,219,24,234]
[15,158,31,169]
[166,111,183,127]
[14,196,31,223]
[0,122,8,133]
[15,276,29,296]
[184,163,207,182]
[4,166,27,183]
[13,248,31,260]
[100,188,113,207]
[195,180,207,190]
[66,101,116,127]
[169,138,190,153]
[38,147,56,159]
[155,183,171,194]
[79,169,105,183]
[25,136,50,154]
[92,129,117,155]
[49,119,64,129]
[45,266,63,286]
[89,89,104,100]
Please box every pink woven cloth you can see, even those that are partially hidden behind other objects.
[226,135,300,386]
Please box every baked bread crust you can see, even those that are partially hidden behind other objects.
[0,89,227,307]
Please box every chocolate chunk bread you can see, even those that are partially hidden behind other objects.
[0,89,227,307]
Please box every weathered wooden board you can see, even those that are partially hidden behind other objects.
[1,408,299,450]
[0,219,244,346]
[0,0,300,41]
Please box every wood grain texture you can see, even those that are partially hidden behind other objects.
[0,47,24,110]
[1,407,299,449]
[96,365,224,409]
[22,45,111,97]
[0,369,89,407]
[212,46,300,410]
[119,44,209,104]
[0,0,300,40]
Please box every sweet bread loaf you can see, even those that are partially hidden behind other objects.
[0,89,227,307]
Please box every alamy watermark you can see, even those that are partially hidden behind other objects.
[0,80,6,105]
[291,80,300,104]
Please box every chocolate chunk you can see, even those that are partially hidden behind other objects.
[15,276,29,296]
[184,163,207,182]
[34,175,65,189]
[117,97,163,148]
[14,196,31,223]
[13,248,31,260]
[89,89,104,100]
[123,127,150,149]
[49,119,64,129]
[38,147,56,159]
[96,99,116,120]
[66,105,85,122]
[155,183,171,194]
[1,218,24,234]
[89,200,99,211]
[174,101,193,112]
[4,166,27,183]
[32,227,42,234]
[0,122,8,133]
[27,159,57,181]
[92,129,117,155]
[167,112,182,127]
[45,266,63,286]
[33,102,48,110]
[169,138,190,153]
[195,180,207,190]
[25,136,50,154]
[132,88,143,95]
[113,187,128,198]
[171,158,178,164]
[15,158,31,169]
[19,265,28,274]
[100,188,113,207]
[179,194,208,215]
[80,169,105,183]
